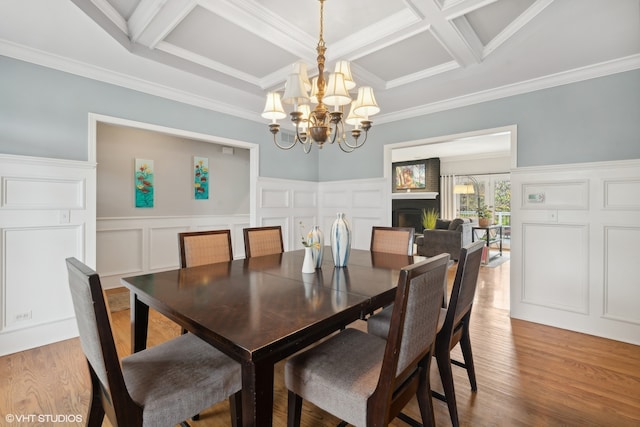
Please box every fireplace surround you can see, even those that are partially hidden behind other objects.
[392,198,440,234]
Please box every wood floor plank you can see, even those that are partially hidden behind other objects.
[1,257,639,426]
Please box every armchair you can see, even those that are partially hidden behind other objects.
[416,218,472,261]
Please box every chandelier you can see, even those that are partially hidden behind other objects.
[261,0,380,153]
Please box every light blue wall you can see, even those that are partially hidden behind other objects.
[318,69,640,181]
[2,56,638,183]
[0,56,319,181]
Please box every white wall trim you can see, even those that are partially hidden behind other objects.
[510,158,640,345]
[2,39,638,126]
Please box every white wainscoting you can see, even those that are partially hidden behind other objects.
[0,154,96,355]
[318,178,390,250]
[511,159,640,345]
[255,177,390,252]
[97,215,250,289]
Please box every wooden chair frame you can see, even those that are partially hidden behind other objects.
[370,226,415,256]
[178,229,233,268]
[243,226,284,258]
[66,258,242,427]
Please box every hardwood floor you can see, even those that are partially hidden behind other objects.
[2,257,639,426]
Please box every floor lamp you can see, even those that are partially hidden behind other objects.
[453,176,480,217]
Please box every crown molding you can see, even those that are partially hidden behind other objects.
[376,53,640,124]
[0,40,259,122]
[1,40,638,127]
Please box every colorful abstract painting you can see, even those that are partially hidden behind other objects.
[194,156,209,199]
[135,159,154,208]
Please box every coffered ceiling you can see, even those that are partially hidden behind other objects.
[0,0,638,127]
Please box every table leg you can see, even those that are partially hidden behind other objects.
[241,360,275,427]
[130,292,149,353]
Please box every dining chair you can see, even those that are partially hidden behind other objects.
[65,257,242,427]
[243,225,284,258]
[179,229,233,268]
[284,253,450,427]
[370,226,415,256]
[367,240,485,427]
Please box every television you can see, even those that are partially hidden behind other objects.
[392,160,427,192]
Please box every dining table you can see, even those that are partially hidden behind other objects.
[121,248,425,427]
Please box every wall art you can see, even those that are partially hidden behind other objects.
[194,156,209,199]
[134,158,154,208]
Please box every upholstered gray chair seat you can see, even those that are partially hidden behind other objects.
[122,332,241,426]
[285,328,386,427]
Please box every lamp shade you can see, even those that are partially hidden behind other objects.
[262,92,286,121]
[334,60,355,90]
[454,184,475,194]
[309,76,326,104]
[353,86,380,117]
[292,60,311,91]
[297,104,311,130]
[282,73,309,105]
[323,72,351,107]
[345,100,364,126]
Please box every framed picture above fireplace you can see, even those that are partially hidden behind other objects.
[392,160,427,193]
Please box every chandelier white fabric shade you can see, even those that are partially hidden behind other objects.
[297,104,311,130]
[354,86,380,117]
[345,100,364,126]
[324,72,351,108]
[262,92,286,122]
[292,60,311,91]
[334,60,355,90]
[282,73,309,106]
[262,0,380,153]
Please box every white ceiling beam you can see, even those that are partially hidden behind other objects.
[199,0,317,60]
[89,0,129,34]
[330,9,422,60]
[409,0,483,66]
[156,41,261,86]
[128,0,197,48]
[483,0,555,58]
[440,0,501,20]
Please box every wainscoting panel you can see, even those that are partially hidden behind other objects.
[521,180,589,210]
[318,178,389,250]
[511,159,640,345]
[261,188,290,208]
[2,177,85,209]
[3,226,83,330]
[603,226,640,324]
[255,178,320,251]
[604,178,640,210]
[293,189,317,208]
[96,228,144,276]
[0,154,96,356]
[149,226,189,271]
[321,190,350,208]
[521,223,589,313]
[96,215,249,289]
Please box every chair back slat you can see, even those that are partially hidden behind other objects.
[370,226,415,256]
[243,226,284,258]
[179,230,233,268]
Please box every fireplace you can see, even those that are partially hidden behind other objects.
[392,198,440,234]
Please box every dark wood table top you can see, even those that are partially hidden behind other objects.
[121,248,422,426]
